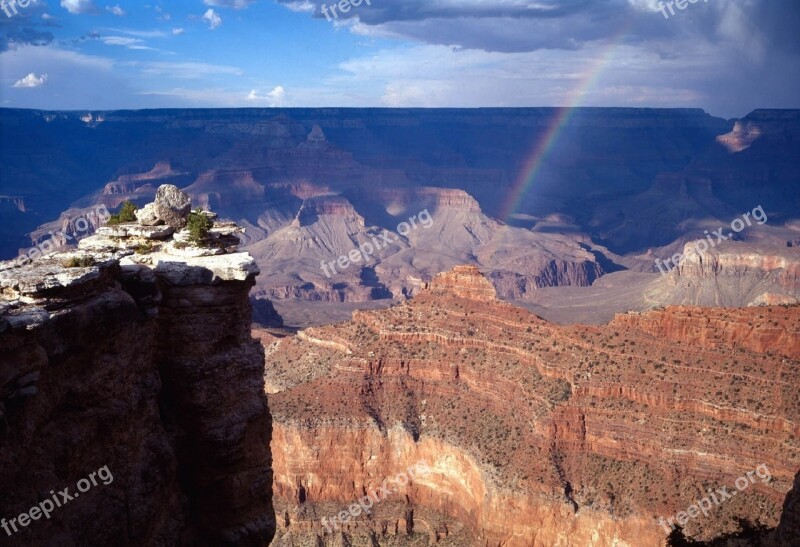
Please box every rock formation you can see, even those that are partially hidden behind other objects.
[660,241,800,308]
[263,265,800,546]
[0,189,275,545]
[152,184,193,229]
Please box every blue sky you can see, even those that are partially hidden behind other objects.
[0,0,798,117]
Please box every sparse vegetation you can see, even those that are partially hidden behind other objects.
[107,200,138,225]
[62,256,95,268]
[135,242,154,255]
[187,208,213,246]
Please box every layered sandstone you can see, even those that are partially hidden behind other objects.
[264,266,800,546]
[647,242,800,309]
[0,217,274,544]
[424,265,497,302]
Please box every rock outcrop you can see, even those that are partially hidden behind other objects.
[424,265,497,301]
[263,265,800,546]
[152,184,192,229]
[716,120,763,153]
[661,242,800,308]
[0,196,275,545]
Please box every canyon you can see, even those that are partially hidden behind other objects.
[263,266,800,546]
[2,108,799,326]
[1,218,798,545]
[1,106,799,546]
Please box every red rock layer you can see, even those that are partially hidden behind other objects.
[264,266,800,546]
[612,306,800,359]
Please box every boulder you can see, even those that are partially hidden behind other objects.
[135,203,161,226]
[153,185,191,229]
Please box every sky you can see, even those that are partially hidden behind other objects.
[0,0,798,117]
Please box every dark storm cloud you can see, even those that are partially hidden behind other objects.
[278,0,800,55]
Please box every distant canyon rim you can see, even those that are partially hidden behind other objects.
[2,107,798,327]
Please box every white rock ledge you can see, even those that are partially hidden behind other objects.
[150,252,260,284]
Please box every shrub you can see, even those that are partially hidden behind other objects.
[187,209,213,246]
[62,256,95,268]
[134,242,154,255]
[107,200,138,225]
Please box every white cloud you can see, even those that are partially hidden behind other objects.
[102,36,140,46]
[106,5,125,16]
[135,61,243,79]
[247,86,286,106]
[101,36,156,50]
[282,1,314,13]
[106,28,169,39]
[626,0,661,13]
[172,28,185,35]
[203,0,256,9]
[0,46,128,109]
[202,8,222,29]
[12,73,48,88]
[60,0,95,15]
[41,13,56,20]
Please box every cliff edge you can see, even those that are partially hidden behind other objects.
[0,187,275,545]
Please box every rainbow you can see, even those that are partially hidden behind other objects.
[499,27,629,223]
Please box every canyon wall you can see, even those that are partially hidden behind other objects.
[264,266,800,546]
[0,249,274,544]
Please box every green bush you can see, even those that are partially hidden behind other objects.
[107,200,138,225]
[187,209,213,246]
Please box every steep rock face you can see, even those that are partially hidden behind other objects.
[372,187,483,214]
[488,259,604,298]
[611,306,800,359]
[424,265,497,301]
[0,245,274,544]
[676,245,800,289]
[264,266,800,546]
[293,196,362,227]
[665,243,800,307]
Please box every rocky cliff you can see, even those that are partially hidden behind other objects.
[263,266,800,546]
[654,241,800,308]
[0,194,275,545]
